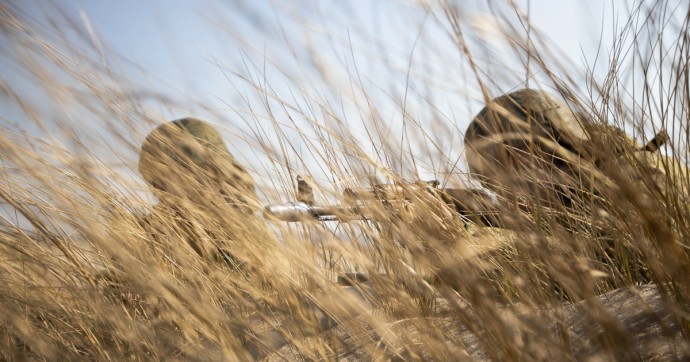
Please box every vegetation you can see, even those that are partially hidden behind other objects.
[1,1,689,360]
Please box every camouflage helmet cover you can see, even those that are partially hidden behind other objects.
[462,88,607,214]
[464,89,590,164]
[464,89,677,206]
[139,117,257,210]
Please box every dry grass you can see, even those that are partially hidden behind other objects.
[1,0,690,360]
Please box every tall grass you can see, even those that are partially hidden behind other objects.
[1,0,689,360]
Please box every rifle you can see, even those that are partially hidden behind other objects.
[263,176,501,226]
[262,125,672,225]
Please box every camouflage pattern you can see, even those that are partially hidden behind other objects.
[464,88,686,233]
[139,117,258,213]
[464,89,597,210]
[599,143,689,205]
[97,118,268,306]
[136,117,267,266]
[466,91,648,194]
[465,89,590,158]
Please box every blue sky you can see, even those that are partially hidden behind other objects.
[1,0,672,191]
[2,0,624,113]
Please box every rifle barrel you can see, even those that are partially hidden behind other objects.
[263,202,363,222]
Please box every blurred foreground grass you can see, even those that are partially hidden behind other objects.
[1,1,690,360]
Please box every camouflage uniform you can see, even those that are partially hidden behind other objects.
[139,117,258,215]
[137,117,262,266]
[461,89,688,299]
[98,117,264,296]
[463,89,679,227]
[464,89,595,212]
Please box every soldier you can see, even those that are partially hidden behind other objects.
[91,117,290,359]
[464,89,595,213]
[139,117,258,211]
[137,117,264,267]
[461,89,689,295]
[464,89,676,215]
[462,89,677,231]
[97,117,268,307]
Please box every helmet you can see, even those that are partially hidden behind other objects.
[139,117,257,212]
[464,89,683,222]
[464,89,592,199]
